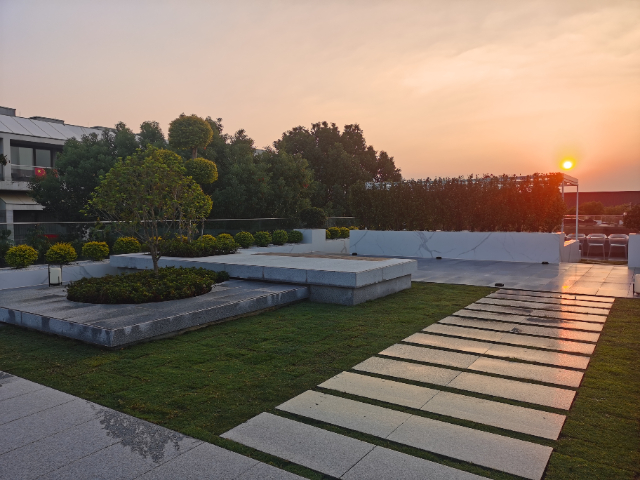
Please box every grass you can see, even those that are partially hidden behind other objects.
[0,283,638,479]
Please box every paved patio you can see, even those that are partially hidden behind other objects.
[411,258,638,298]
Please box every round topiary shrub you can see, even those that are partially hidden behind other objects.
[254,231,272,247]
[82,241,109,261]
[45,243,77,264]
[215,233,240,254]
[327,227,341,239]
[195,234,217,255]
[287,230,303,243]
[67,267,228,304]
[185,158,218,184]
[300,207,327,229]
[338,227,350,238]
[234,231,254,248]
[112,237,141,254]
[272,230,288,245]
[5,245,38,268]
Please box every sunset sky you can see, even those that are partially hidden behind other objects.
[1,0,639,191]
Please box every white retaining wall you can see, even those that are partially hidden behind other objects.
[0,261,129,290]
[629,234,640,268]
[350,230,578,264]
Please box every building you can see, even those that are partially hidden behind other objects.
[0,106,106,239]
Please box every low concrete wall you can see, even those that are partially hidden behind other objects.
[629,234,640,268]
[350,230,576,264]
[0,261,131,290]
[560,240,581,263]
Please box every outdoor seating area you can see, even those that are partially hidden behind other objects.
[566,233,630,259]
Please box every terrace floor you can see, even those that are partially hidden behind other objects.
[411,258,638,298]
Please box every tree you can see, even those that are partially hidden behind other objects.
[623,204,640,231]
[29,121,168,221]
[86,147,212,274]
[168,114,213,159]
[274,122,401,215]
[579,201,605,215]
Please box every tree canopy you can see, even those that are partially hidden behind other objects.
[87,147,212,273]
[274,122,401,215]
[168,114,213,159]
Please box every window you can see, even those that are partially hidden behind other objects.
[35,149,52,168]
[10,146,34,166]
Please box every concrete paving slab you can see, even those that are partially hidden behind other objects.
[277,390,411,438]
[466,303,607,324]
[476,297,610,315]
[238,462,307,480]
[379,344,479,369]
[342,446,487,480]
[318,371,438,409]
[468,357,584,387]
[424,323,595,354]
[0,374,46,402]
[423,323,505,342]
[448,372,576,409]
[0,398,100,455]
[353,357,462,386]
[484,344,590,369]
[489,292,614,308]
[403,333,492,354]
[453,309,604,332]
[421,391,566,440]
[222,413,375,478]
[0,387,75,425]
[136,443,258,480]
[386,414,552,480]
[440,316,601,342]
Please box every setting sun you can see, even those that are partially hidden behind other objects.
[562,160,574,170]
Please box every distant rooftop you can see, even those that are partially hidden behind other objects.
[0,106,105,141]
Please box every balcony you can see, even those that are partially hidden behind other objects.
[10,166,49,182]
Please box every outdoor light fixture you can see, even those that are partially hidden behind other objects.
[48,264,62,286]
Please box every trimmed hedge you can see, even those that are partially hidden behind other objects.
[254,231,271,247]
[272,230,288,245]
[327,227,341,239]
[82,241,109,261]
[338,227,350,238]
[113,237,141,254]
[234,231,254,248]
[349,174,566,232]
[287,230,303,243]
[45,243,77,264]
[215,234,240,254]
[67,267,230,304]
[5,245,38,268]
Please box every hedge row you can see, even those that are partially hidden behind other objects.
[349,174,566,232]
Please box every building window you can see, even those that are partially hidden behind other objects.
[35,149,52,168]
[10,146,34,166]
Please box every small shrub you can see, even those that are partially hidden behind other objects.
[159,239,203,257]
[349,226,359,230]
[327,227,341,239]
[195,235,217,254]
[5,245,38,268]
[300,207,327,229]
[215,233,240,254]
[67,267,227,304]
[272,230,288,245]
[235,231,254,248]
[326,229,331,239]
[254,231,272,247]
[82,241,110,261]
[113,237,141,254]
[45,243,78,264]
[0,230,13,267]
[287,230,303,243]
[338,227,350,238]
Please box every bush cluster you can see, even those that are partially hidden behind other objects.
[325,227,350,239]
[45,243,78,264]
[234,231,254,248]
[287,230,303,243]
[159,235,240,258]
[67,267,230,304]
[254,231,272,247]
[82,242,110,261]
[349,174,566,232]
[272,230,288,245]
[5,245,39,268]
[113,237,141,254]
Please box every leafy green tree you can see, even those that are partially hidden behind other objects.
[623,204,640,231]
[168,114,213,159]
[274,122,401,215]
[87,147,212,274]
[580,201,605,215]
[138,121,167,149]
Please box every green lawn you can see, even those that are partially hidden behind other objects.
[0,283,638,479]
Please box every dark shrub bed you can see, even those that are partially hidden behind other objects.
[67,267,230,304]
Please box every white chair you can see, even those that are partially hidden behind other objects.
[607,234,629,259]
[567,233,586,251]
[585,234,606,257]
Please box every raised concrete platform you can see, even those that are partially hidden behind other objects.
[110,252,417,306]
[0,280,308,347]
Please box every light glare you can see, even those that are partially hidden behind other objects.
[562,160,574,170]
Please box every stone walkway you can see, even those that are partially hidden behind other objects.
[411,258,637,297]
[224,289,613,479]
[0,372,304,480]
